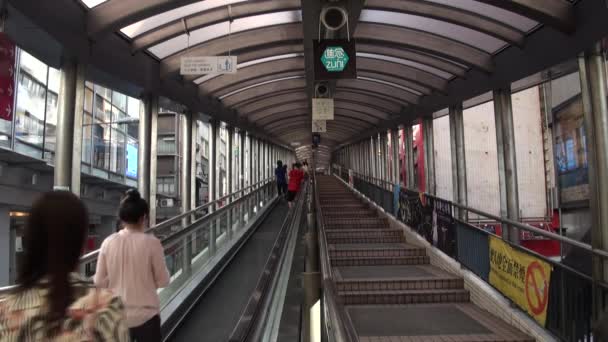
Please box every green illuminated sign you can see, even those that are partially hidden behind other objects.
[320,46,349,72]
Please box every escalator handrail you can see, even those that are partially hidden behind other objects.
[229,181,309,342]
[313,175,358,342]
[0,178,276,296]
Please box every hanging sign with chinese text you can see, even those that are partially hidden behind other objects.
[180,56,237,75]
[0,33,15,121]
[312,120,326,133]
[312,98,334,121]
[313,39,356,80]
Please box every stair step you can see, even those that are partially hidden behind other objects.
[326,229,403,239]
[339,289,470,305]
[330,255,429,266]
[329,245,425,258]
[325,218,388,226]
[336,278,464,292]
[323,212,377,219]
[327,235,405,244]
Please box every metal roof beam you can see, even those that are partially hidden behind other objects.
[356,23,493,72]
[477,0,575,34]
[160,23,303,77]
[130,0,301,52]
[365,0,525,47]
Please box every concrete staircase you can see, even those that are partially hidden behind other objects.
[318,175,534,342]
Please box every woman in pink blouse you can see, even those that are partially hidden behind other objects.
[95,189,170,342]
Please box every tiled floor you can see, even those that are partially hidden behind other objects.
[318,176,533,342]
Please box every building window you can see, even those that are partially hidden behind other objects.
[81,82,140,181]
[157,177,176,195]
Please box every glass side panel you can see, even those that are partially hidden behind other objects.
[15,51,48,158]
[359,10,506,54]
[43,67,61,161]
[357,52,453,79]
[422,0,538,32]
[149,10,302,59]
[121,0,249,38]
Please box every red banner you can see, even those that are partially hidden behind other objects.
[0,33,15,121]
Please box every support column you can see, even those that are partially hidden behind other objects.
[190,117,198,212]
[0,206,9,286]
[449,104,468,221]
[227,126,234,237]
[139,95,157,202]
[493,89,520,243]
[423,118,436,195]
[208,120,218,255]
[180,113,193,275]
[580,43,608,317]
[240,131,246,190]
[54,58,85,194]
[391,129,400,185]
[404,125,414,189]
[370,137,377,181]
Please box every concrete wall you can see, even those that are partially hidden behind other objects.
[463,101,501,218]
[512,86,548,218]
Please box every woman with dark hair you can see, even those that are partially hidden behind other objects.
[0,191,128,341]
[94,189,169,342]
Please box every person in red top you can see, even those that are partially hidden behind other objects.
[287,163,304,208]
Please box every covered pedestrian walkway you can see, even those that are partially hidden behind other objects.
[1,0,608,341]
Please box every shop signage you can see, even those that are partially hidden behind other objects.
[0,33,15,121]
[313,39,356,80]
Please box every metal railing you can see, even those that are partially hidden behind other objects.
[0,177,277,306]
[314,174,358,342]
[341,170,608,342]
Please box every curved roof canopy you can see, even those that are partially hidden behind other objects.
[8,0,608,168]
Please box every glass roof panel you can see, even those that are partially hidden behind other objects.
[81,0,108,8]
[219,75,304,99]
[357,76,424,96]
[423,0,538,32]
[149,10,302,59]
[121,0,248,38]
[360,10,506,53]
[357,52,453,79]
[194,53,304,84]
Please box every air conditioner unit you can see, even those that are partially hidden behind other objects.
[159,199,174,207]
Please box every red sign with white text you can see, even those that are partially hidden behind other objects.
[0,33,15,121]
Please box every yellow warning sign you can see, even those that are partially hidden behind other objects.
[489,236,552,326]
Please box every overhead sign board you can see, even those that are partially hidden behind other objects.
[180,56,237,75]
[312,98,334,120]
[313,39,356,80]
[312,120,326,133]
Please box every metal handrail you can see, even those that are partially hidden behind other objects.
[348,170,608,260]
[78,177,274,264]
[0,178,275,295]
[314,175,358,342]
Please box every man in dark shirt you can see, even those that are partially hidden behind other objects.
[275,160,287,197]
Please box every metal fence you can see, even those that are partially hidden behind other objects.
[339,170,608,342]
